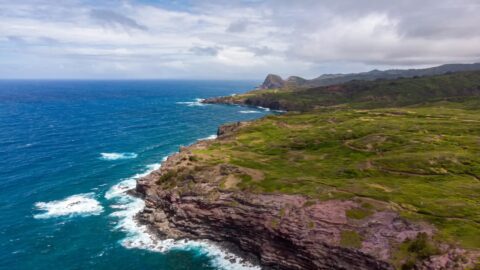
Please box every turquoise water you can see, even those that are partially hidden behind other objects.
[0,80,270,270]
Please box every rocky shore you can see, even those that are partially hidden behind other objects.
[131,121,478,269]
[202,95,290,111]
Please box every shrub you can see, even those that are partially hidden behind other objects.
[156,170,177,184]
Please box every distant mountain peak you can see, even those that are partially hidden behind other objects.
[259,62,480,90]
[260,74,285,89]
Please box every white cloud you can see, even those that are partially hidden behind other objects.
[0,0,479,79]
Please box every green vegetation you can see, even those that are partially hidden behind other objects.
[346,207,373,220]
[192,100,480,249]
[181,71,480,266]
[226,71,480,111]
[393,233,439,269]
[340,230,363,248]
[156,169,177,184]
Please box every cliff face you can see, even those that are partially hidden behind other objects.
[133,125,457,270]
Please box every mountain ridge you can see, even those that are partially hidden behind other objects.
[260,62,480,89]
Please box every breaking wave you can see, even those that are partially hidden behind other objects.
[198,134,217,140]
[239,110,261,114]
[176,98,206,107]
[106,158,259,270]
[100,152,138,160]
[34,193,103,219]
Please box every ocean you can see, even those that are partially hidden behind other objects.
[0,80,271,270]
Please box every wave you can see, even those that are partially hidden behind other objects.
[33,193,103,219]
[239,110,261,114]
[257,106,271,111]
[105,162,163,200]
[176,98,206,107]
[198,134,217,141]
[106,159,259,270]
[100,152,138,160]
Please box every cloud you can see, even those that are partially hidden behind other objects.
[0,0,479,79]
[249,46,274,56]
[190,46,221,56]
[90,9,148,31]
[226,19,249,33]
[6,36,26,44]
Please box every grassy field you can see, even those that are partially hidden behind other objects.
[191,101,480,250]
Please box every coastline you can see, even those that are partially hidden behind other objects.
[131,119,412,270]
[121,136,263,270]
[131,95,480,269]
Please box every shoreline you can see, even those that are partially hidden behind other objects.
[127,139,263,269]
[131,96,480,269]
[131,125,401,269]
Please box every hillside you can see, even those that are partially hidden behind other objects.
[138,72,480,269]
[257,62,480,89]
[205,71,480,111]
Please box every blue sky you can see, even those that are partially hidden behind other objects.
[1,0,479,79]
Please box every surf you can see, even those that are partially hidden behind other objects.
[100,152,138,160]
[34,193,103,219]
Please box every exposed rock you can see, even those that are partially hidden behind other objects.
[217,121,248,137]
[260,74,286,89]
[130,135,478,270]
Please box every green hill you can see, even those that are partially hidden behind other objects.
[205,71,480,111]
[195,71,480,268]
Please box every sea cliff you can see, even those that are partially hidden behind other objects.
[134,71,480,269]
[134,121,477,269]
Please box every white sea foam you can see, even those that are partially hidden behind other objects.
[104,161,163,200]
[34,193,103,219]
[176,98,206,107]
[198,134,217,141]
[257,106,270,111]
[106,159,260,270]
[239,110,261,114]
[100,152,138,160]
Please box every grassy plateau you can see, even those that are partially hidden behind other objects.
[158,71,480,268]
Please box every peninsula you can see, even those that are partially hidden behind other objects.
[136,66,480,269]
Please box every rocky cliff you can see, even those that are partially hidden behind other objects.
[133,122,476,269]
[260,74,286,89]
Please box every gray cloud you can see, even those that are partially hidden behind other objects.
[249,46,273,56]
[6,36,25,44]
[1,0,480,79]
[90,9,148,31]
[226,19,249,33]
[190,46,221,56]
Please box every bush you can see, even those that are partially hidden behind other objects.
[407,233,438,260]
[156,170,177,184]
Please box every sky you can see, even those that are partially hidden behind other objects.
[1,0,480,79]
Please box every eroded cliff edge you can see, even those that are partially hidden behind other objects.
[134,121,477,269]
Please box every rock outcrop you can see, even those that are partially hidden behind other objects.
[260,74,286,89]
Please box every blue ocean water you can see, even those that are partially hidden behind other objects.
[0,80,270,270]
